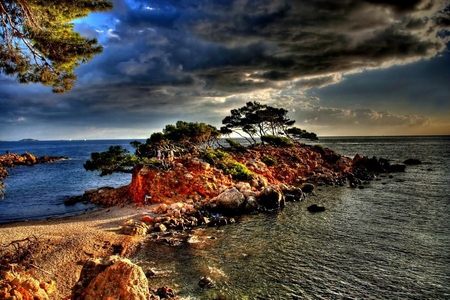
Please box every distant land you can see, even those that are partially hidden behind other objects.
[19,138,39,142]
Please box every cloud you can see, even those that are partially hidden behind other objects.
[76,0,448,99]
[1,0,449,140]
[294,105,431,128]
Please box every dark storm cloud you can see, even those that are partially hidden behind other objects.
[84,0,448,97]
[1,0,449,140]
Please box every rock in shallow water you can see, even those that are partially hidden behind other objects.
[307,204,325,213]
[198,276,215,288]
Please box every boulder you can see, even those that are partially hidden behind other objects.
[307,204,325,213]
[121,219,149,236]
[300,183,315,194]
[403,158,422,165]
[259,185,285,210]
[283,187,304,202]
[156,286,175,298]
[74,256,150,300]
[198,276,215,288]
[209,187,245,214]
[243,195,259,213]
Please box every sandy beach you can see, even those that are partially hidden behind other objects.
[0,205,148,299]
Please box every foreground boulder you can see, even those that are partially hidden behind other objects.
[209,187,245,215]
[73,256,150,300]
[259,185,285,210]
[121,219,150,236]
[0,269,54,300]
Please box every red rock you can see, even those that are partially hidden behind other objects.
[141,215,154,223]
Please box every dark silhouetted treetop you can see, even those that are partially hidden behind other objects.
[221,101,306,146]
[0,0,112,93]
[286,127,318,141]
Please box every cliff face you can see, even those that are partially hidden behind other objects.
[128,156,236,203]
[127,144,353,205]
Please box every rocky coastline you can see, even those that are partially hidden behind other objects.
[0,143,414,299]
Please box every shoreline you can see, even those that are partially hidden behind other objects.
[0,204,148,299]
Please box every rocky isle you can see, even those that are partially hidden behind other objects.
[1,143,413,300]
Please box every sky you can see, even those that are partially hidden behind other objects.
[1,0,450,141]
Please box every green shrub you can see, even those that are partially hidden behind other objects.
[225,138,248,152]
[261,135,293,147]
[224,161,254,180]
[202,149,253,179]
[262,153,278,166]
[203,149,231,164]
[313,144,325,155]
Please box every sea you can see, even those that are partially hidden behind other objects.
[1,136,450,299]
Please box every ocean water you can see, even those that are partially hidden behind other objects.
[0,139,139,223]
[1,136,449,299]
[133,136,450,299]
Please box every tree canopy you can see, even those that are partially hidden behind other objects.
[83,146,139,176]
[0,0,112,93]
[131,121,222,158]
[221,101,317,146]
[85,106,319,175]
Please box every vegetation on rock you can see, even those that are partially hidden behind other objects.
[261,134,294,147]
[204,149,254,180]
[84,146,149,176]
[85,103,319,177]
[220,101,317,146]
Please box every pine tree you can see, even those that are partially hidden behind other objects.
[0,0,113,93]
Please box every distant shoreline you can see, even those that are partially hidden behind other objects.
[0,135,449,143]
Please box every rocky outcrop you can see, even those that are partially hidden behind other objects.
[0,268,55,300]
[127,145,353,206]
[352,154,406,173]
[0,153,68,169]
[72,256,150,300]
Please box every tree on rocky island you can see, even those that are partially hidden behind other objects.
[83,146,146,176]
[85,104,319,175]
[0,0,113,93]
[131,121,222,157]
[221,101,317,146]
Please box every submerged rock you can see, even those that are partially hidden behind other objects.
[403,158,422,165]
[155,286,175,298]
[198,276,215,288]
[307,204,325,213]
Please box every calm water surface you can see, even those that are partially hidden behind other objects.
[135,136,450,299]
[1,137,449,299]
[0,140,138,222]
